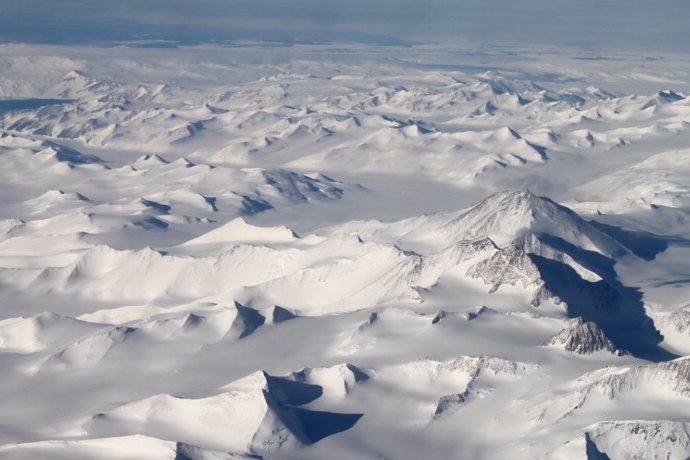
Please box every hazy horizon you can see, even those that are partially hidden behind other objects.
[1,0,689,53]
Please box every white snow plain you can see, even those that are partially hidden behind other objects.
[0,43,690,459]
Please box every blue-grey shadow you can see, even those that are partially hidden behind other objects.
[588,221,669,261]
[529,251,676,361]
[0,98,73,113]
[290,407,363,443]
[264,375,364,444]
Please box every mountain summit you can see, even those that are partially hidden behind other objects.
[439,189,626,256]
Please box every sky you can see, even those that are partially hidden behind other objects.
[1,0,689,52]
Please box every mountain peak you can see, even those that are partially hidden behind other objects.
[442,189,625,256]
[60,70,90,82]
[182,217,298,247]
[544,318,627,355]
[444,189,558,244]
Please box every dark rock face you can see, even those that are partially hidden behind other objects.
[544,318,627,355]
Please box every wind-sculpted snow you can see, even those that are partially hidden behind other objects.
[1,45,690,459]
[531,358,690,433]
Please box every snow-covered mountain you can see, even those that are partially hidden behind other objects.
[0,43,689,459]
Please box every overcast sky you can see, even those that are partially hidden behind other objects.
[1,0,689,52]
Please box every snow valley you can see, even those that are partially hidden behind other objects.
[0,44,690,459]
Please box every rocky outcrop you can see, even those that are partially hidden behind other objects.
[544,318,627,355]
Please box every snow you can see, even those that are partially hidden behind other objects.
[0,34,690,460]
